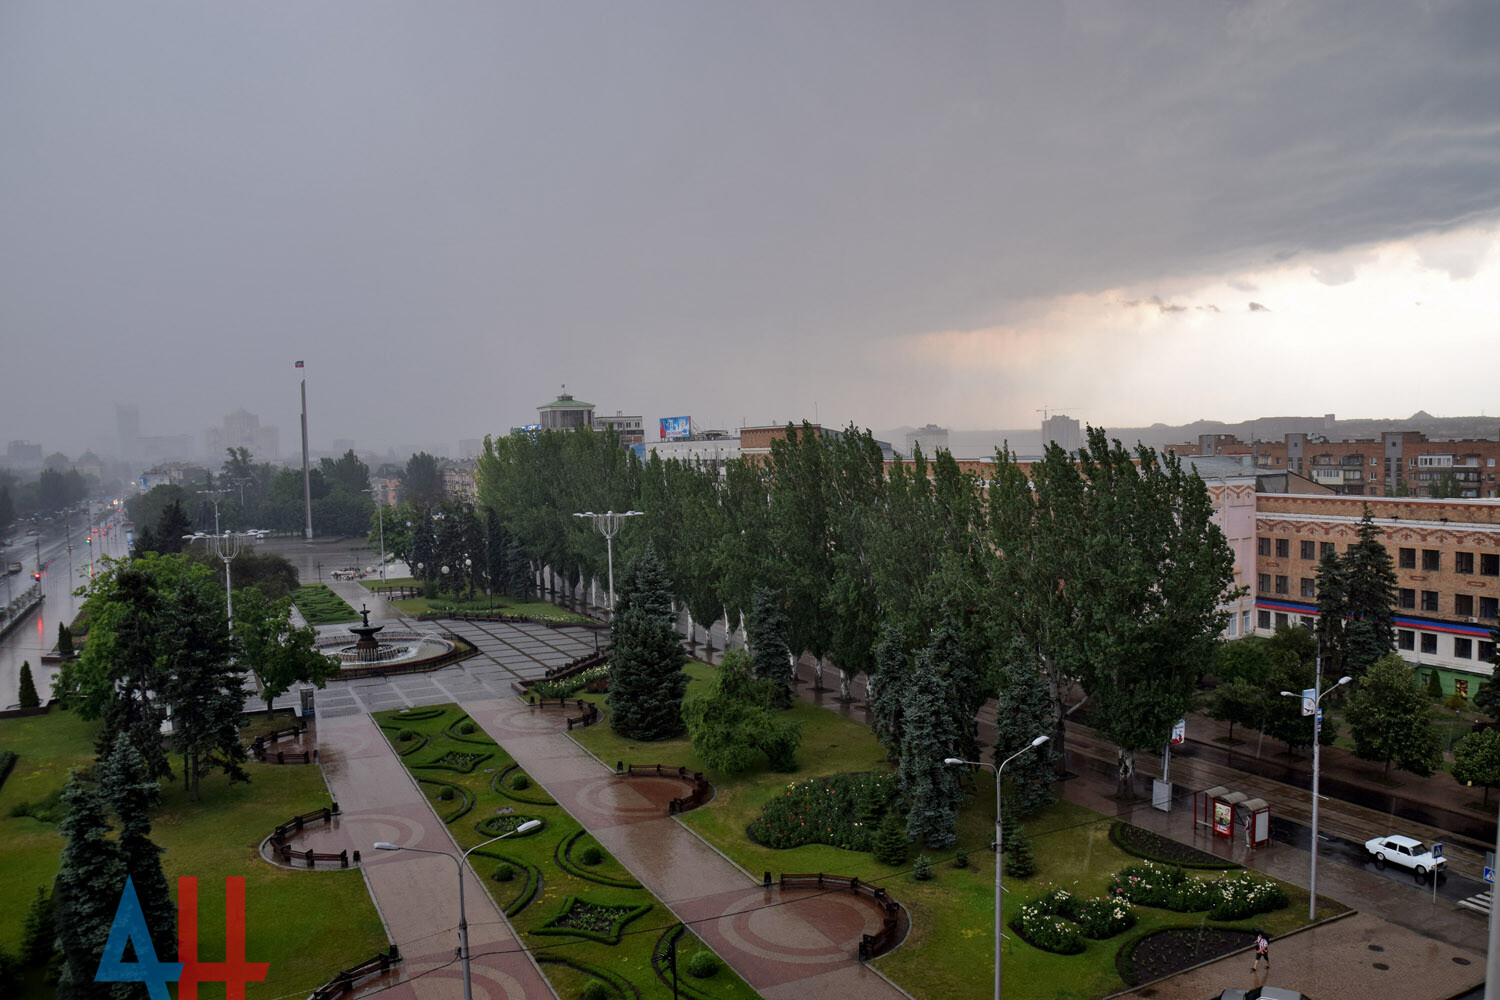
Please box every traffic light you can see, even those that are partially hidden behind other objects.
[33,572,41,582]
[85,535,92,545]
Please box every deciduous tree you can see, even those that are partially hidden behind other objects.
[1453,728,1500,807]
[682,650,801,773]
[1344,653,1443,780]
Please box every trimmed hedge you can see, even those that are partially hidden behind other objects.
[1109,822,1239,869]
[555,829,642,889]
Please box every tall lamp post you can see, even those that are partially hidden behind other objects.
[363,488,387,583]
[573,510,644,617]
[946,734,1049,1000]
[183,530,265,634]
[1280,673,1351,920]
[374,819,542,1000]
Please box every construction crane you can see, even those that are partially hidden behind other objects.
[1036,406,1078,423]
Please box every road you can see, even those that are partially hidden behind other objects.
[0,508,130,709]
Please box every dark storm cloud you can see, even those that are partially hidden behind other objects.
[0,0,1497,454]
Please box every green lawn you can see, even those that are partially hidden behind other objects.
[360,577,592,622]
[572,671,1333,1000]
[0,708,387,999]
[372,703,758,1000]
[290,583,359,624]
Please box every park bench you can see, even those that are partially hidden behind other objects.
[308,947,402,999]
[615,763,712,815]
[777,873,902,960]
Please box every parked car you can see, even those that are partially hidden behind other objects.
[1364,834,1446,875]
[1219,988,1302,1000]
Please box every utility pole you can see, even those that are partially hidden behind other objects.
[300,375,314,541]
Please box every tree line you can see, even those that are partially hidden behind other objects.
[478,422,1239,799]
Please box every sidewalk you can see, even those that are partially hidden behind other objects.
[317,713,557,1000]
[459,695,912,1000]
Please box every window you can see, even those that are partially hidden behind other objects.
[1399,588,1416,609]
[1300,540,1315,560]
[1457,552,1475,574]
[1455,638,1473,659]
[1300,578,1315,598]
[1242,610,1252,635]
[1300,615,1315,630]
[1275,575,1289,595]
[1398,629,1415,651]
[1258,610,1271,630]
[1421,590,1439,612]
[1483,554,1500,577]
[1457,594,1475,617]
[1482,597,1500,619]
[1421,633,1438,654]
[1482,641,1497,662]
[1257,573,1271,592]
[1276,538,1289,558]
[1275,612,1289,629]
[1257,537,1271,557]
[1320,542,1336,560]
[1398,547,1416,569]
[1422,549,1441,571]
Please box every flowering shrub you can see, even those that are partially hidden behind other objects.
[1206,875,1288,920]
[1012,889,1086,954]
[749,773,897,850]
[1070,895,1136,939]
[1109,861,1285,918]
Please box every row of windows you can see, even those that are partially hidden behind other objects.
[1255,609,1498,662]
[1258,536,1500,577]
[1254,575,1500,618]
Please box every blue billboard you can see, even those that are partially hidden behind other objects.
[660,416,691,440]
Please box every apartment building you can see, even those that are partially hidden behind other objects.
[1254,494,1500,694]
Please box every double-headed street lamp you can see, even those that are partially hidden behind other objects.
[573,510,644,617]
[1280,673,1351,921]
[182,530,266,634]
[374,819,541,1000]
[946,734,1049,1000]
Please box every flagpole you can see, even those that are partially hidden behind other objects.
[300,372,313,541]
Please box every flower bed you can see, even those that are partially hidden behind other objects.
[1116,928,1256,986]
[476,814,545,838]
[1011,886,1135,954]
[1108,861,1287,920]
[1109,822,1239,869]
[534,895,653,945]
[748,772,897,851]
[415,750,492,773]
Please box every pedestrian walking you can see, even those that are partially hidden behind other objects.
[1252,930,1269,972]
[1243,811,1252,848]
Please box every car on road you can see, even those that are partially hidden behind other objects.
[1218,987,1302,1000]
[1364,834,1446,875]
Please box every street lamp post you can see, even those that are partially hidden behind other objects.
[183,530,265,634]
[946,734,1049,1000]
[374,819,542,1000]
[1280,673,1352,921]
[572,510,644,617]
[362,488,387,583]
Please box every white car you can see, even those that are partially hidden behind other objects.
[1364,834,1445,876]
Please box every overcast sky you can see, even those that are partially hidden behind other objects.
[3,0,1498,460]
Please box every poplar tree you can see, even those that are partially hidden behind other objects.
[100,735,175,959]
[52,775,126,1000]
[608,545,688,739]
[485,507,508,597]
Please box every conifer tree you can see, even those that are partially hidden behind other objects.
[872,812,909,867]
[19,885,55,968]
[993,641,1059,815]
[870,624,913,759]
[898,645,962,849]
[745,588,792,704]
[131,523,158,559]
[153,500,192,556]
[57,622,75,659]
[52,775,127,1000]
[158,582,247,798]
[1006,828,1038,879]
[926,613,984,766]
[100,735,175,958]
[608,545,688,739]
[17,660,40,709]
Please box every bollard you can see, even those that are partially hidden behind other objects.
[352,850,361,865]
[616,760,624,774]
[763,871,772,887]
[331,800,341,815]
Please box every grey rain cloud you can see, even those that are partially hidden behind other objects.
[1,0,1498,455]
[1248,302,1271,312]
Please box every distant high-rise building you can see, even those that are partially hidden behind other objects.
[592,411,644,446]
[905,424,949,457]
[1041,414,1082,453]
[116,403,140,460]
[205,409,279,462]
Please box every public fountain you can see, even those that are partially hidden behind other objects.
[316,605,457,668]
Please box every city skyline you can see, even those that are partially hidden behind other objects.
[2,2,1498,456]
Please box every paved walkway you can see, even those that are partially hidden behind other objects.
[459,695,909,1000]
[317,713,557,1000]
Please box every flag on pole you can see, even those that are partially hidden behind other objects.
[294,360,305,368]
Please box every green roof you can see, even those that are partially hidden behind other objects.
[538,393,594,409]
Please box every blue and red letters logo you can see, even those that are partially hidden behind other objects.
[97,875,269,999]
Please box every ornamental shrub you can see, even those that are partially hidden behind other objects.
[913,855,934,881]
[1109,861,1283,917]
[1011,889,1085,955]
[1007,831,1038,879]
[686,950,719,979]
[579,845,603,865]
[1070,896,1136,939]
[750,773,898,851]
[492,864,515,883]
[397,729,415,742]
[872,812,909,867]
[438,786,455,801]
[954,850,969,869]
[460,721,476,735]
[581,979,610,1000]
[512,774,531,791]
[1206,875,1289,920]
